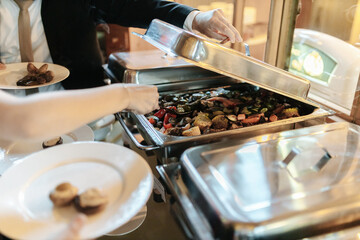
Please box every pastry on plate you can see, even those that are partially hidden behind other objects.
[49,182,78,207]
[42,136,63,149]
[74,188,108,215]
[17,63,55,86]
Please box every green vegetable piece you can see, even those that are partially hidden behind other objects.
[260,108,268,113]
[223,108,233,114]
[241,107,252,115]
[212,111,224,116]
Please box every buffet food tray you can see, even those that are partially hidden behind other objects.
[118,84,330,164]
[105,49,220,85]
[114,20,332,164]
[158,122,360,239]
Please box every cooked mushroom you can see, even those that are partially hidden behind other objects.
[226,115,237,122]
[38,70,54,83]
[16,75,38,86]
[212,115,228,129]
[182,126,201,136]
[27,62,38,74]
[49,182,78,207]
[17,63,55,86]
[229,123,242,130]
[282,108,300,118]
[38,63,48,74]
[42,136,63,148]
[74,188,108,215]
[193,112,212,131]
[269,114,278,122]
[146,85,307,136]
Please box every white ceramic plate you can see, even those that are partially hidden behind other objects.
[0,62,69,89]
[106,205,147,236]
[0,142,153,240]
[0,125,94,162]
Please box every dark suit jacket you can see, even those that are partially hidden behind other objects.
[40,0,194,89]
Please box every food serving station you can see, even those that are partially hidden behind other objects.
[104,19,360,239]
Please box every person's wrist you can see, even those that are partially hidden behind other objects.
[192,11,202,32]
[184,10,200,32]
[0,63,6,70]
[118,84,132,110]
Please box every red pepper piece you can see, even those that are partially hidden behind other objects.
[164,113,176,124]
[269,114,278,122]
[241,115,260,124]
[241,113,264,124]
[163,123,173,129]
[148,117,156,125]
[237,114,246,121]
[163,113,177,129]
[207,97,237,107]
[154,109,166,119]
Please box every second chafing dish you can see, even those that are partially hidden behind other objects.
[115,19,332,164]
[158,122,360,239]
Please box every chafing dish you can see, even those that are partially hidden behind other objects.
[158,122,360,239]
[105,49,220,85]
[110,19,332,164]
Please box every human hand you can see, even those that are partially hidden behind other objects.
[0,62,6,70]
[55,214,87,240]
[124,84,159,115]
[98,23,110,34]
[192,9,242,43]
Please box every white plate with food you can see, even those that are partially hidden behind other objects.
[0,62,69,89]
[0,141,153,240]
[0,124,94,162]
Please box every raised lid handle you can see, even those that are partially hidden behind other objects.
[280,145,332,180]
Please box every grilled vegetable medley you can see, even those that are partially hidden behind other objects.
[146,84,313,136]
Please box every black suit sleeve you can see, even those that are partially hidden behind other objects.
[43,0,195,90]
[92,0,195,28]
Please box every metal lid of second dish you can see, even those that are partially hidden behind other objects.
[181,122,360,238]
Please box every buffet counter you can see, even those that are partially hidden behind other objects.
[102,19,360,239]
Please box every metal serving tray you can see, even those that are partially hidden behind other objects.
[116,19,333,164]
[105,49,220,84]
[172,122,360,239]
[118,80,331,164]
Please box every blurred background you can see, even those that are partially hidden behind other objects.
[97,0,360,63]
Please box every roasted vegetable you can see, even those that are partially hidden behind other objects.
[38,63,48,74]
[226,115,237,122]
[282,108,300,118]
[269,114,278,122]
[193,112,212,131]
[146,84,310,137]
[163,113,177,129]
[153,109,166,119]
[42,136,63,148]
[237,114,246,121]
[207,97,237,107]
[17,63,54,86]
[212,115,228,129]
[27,62,38,74]
[182,126,201,136]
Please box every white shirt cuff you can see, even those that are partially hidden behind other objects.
[183,10,200,32]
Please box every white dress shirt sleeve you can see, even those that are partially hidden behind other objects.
[0,83,159,141]
[183,10,200,32]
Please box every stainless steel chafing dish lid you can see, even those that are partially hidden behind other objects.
[181,122,360,238]
[135,19,311,101]
[106,50,221,85]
